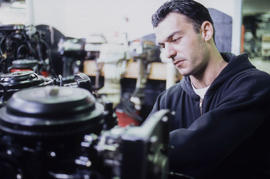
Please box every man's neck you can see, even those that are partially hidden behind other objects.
[190,51,227,89]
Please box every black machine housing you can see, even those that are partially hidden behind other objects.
[0,86,170,179]
[0,70,93,107]
[0,71,51,106]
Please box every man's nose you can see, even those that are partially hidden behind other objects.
[164,43,177,60]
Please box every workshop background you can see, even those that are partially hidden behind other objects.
[0,0,270,137]
[0,0,270,178]
[1,0,270,70]
[1,0,269,111]
[0,0,269,136]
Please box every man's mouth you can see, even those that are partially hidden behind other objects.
[173,59,185,68]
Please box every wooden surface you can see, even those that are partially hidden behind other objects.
[83,60,181,81]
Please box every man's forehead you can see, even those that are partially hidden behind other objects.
[154,17,185,42]
[154,12,189,43]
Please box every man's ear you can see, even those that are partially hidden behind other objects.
[200,21,214,41]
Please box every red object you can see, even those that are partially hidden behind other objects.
[116,109,140,127]
[40,71,49,77]
[10,69,50,77]
[10,69,33,73]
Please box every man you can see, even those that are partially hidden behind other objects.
[150,0,270,178]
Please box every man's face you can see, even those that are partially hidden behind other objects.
[155,12,209,76]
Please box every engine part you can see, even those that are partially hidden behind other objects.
[58,37,86,78]
[9,59,39,73]
[97,43,128,107]
[0,85,169,179]
[0,71,51,102]
[0,86,105,179]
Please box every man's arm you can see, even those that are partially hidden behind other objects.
[147,90,167,118]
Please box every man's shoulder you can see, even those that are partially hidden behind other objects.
[154,82,183,103]
[224,53,270,84]
[224,67,270,98]
[163,82,184,96]
[236,67,270,83]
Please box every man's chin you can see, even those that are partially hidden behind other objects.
[177,68,189,76]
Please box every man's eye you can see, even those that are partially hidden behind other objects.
[159,44,165,49]
[172,37,181,42]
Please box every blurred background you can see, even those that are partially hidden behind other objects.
[1,0,270,71]
[0,0,270,120]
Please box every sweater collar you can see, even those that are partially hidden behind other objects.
[180,53,255,98]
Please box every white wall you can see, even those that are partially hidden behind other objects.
[27,0,165,41]
[27,0,242,54]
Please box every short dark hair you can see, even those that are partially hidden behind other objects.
[152,0,214,34]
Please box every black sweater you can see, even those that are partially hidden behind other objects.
[149,53,270,179]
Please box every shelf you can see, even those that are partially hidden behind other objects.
[83,60,181,81]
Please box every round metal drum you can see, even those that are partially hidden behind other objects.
[11,59,39,69]
[0,71,45,89]
[0,86,104,137]
[0,71,49,101]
